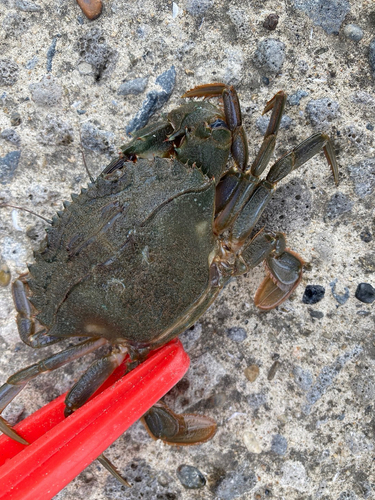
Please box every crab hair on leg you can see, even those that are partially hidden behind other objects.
[184,84,338,309]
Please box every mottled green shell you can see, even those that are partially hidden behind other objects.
[28,158,216,349]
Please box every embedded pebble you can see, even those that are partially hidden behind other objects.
[29,76,62,107]
[215,466,257,499]
[10,112,21,126]
[253,38,285,73]
[186,0,213,17]
[360,228,372,243]
[244,364,259,382]
[267,360,280,381]
[76,28,118,81]
[37,115,74,146]
[226,327,247,342]
[118,77,148,96]
[348,159,375,199]
[302,285,325,304]
[76,0,103,20]
[243,431,262,454]
[305,98,340,129]
[176,465,206,489]
[0,263,11,287]
[0,59,19,86]
[369,38,375,78]
[1,129,21,147]
[126,66,176,134]
[46,36,59,73]
[271,434,288,455]
[337,491,357,500]
[0,151,21,185]
[80,122,115,155]
[355,283,375,304]
[293,366,313,391]
[291,0,350,35]
[288,90,308,106]
[263,13,279,31]
[16,0,42,11]
[330,278,349,305]
[325,192,353,220]
[248,392,267,409]
[343,24,363,42]
[309,309,324,320]
[281,460,309,492]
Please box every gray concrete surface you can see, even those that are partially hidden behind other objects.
[0,0,374,499]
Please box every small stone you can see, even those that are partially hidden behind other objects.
[366,123,374,131]
[288,90,308,106]
[10,112,21,127]
[76,0,102,20]
[330,278,350,305]
[0,59,19,86]
[29,76,62,107]
[263,13,279,30]
[226,327,247,342]
[118,77,148,96]
[186,0,212,17]
[343,24,363,42]
[215,466,257,499]
[293,366,313,391]
[243,431,262,453]
[369,38,375,78]
[0,263,11,287]
[244,365,260,382]
[355,283,375,304]
[0,150,21,185]
[1,129,21,147]
[253,38,285,73]
[267,360,280,381]
[325,192,353,220]
[292,0,350,35]
[309,309,324,320]
[305,98,340,129]
[16,0,42,12]
[348,159,375,199]
[271,434,288,455]
[360,228,372,243]
[176,464,206,489]
[302,285,325,304]
[80,122,115,155]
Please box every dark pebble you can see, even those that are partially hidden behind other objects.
[360,228,372,243]
[1,128,21,146]
[366,123,374,131]
[330,279,350,305]
[369,38,375,78]
[309,310,324,320]
[271,434,287,455]
[10,111,21,126]
[302,285,325,304]
[0,150,21,184]
[263,13,279,31]
[226,327,247,342]
[355,283,375,304]
[177,465,206,489]
[267,360,280,381]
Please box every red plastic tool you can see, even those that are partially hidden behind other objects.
[0,339,189,500]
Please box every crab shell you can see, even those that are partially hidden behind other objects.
[26,157,224,354]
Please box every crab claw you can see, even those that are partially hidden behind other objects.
[141,401,217,445]
[254,249,304,310]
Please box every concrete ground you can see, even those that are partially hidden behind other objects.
[0,0,374,499]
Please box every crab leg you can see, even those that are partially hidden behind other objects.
[183,83,249,171]
[241,231,304,310]
[12,279,60,348]
[0,338,107,444]
[266,132,339,185]
[64,346,128,416]
[250,91,286,177]
[141,400,217,445]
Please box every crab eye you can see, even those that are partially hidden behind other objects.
[209,119,228,130]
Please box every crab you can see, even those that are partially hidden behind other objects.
[0,83,338,480]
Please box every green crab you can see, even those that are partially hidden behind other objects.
[0,83,338,476]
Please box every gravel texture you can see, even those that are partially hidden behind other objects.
[0,1,375,499]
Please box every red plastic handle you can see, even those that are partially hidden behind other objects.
[0,339,189,500]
